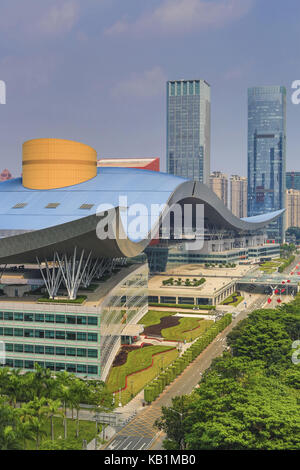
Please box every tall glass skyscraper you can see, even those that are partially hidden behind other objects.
[166,79,210,183]
[247,86,286,241]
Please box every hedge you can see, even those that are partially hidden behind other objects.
[278,256,295,273]
[144,314,232,403]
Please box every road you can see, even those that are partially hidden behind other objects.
[102,293,267,451]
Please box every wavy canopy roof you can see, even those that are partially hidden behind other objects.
[0,168,284,263]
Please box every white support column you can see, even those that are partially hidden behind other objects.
[56,247,92,300]
[36,254,62,299]
[81,257,102,288]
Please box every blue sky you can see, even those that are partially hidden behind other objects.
[0,0,300,176]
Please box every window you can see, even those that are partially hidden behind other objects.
[77,316,86,325]
[56,347,65,356]
[12,203,27,209]
[25,345,34,353]
[77,332,86,341]
[35,314,44,322]
[76,349,86,357]
[35,330,44,339]
[14,313,23,321]
[79,204,94,210]
[24,313,34,322]
[14,328,23,337]
[4,328,13,336]
[66,316,76,324]
[45,203,60,209]
[66,364,76,373]
[35,346,44,354]
[15,360,23,368]
[66,332,76,341]
[5,343,13,352]
[56,315,65,323]
[24,360,33,368]
[45,314,55,323]
[77,364,87,374]
[45,331,55,339]
[55,331,65,340]
[87,333,97,342]
[14,344,23,353]
[4,312,13,321]
[88,349,98,358]
[88,365,98,375]
[66,348,76,357]
[88,317,97,326]
[45,346,54,355]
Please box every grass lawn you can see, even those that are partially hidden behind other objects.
[25,416,96,450]
[161,318,213,342]
[221,293,244,307]
[106,345,178,405]
[138,310,173,327]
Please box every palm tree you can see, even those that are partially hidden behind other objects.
[25,397,49,450]
[46,399,63,441]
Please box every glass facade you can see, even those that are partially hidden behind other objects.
[286,171,300,190]
[167,79,210,184]
[100,262,148,380]
[0,262,148,380]
[247,86,286,241]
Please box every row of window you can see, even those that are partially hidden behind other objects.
[5,343,98,358]
[2,360,98,375]
[0,328,98,342]
[0,311,98,326]
[12,203,94,210]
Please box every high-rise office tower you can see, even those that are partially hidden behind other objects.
[230,175,247,218]
[286,171,300,190]
[247,86,286,241]
[166,79,210,183]
[209,171,228,206]
[286,189,300,229]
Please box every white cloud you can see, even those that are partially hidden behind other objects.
[105,0,254,36]
[37,1,80,35]
[112,67,167,99]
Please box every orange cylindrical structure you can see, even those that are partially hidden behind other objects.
[22,138,97,189]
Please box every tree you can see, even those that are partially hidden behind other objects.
[46,399,63,441]
[154,396,191,450]
[25,398,49,449]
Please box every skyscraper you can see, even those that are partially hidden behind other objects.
[209,171,228,207]
[230,175,247,218]
[286,171,300,190]
[166,79,210,183]
[286,189,300,229]
[247,86,286,241]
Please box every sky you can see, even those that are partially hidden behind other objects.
[0,0,300,177]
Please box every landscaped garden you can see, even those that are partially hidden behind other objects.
[139,310,213,342]
[106,344,178,405]
[221,292,244,307]
[162,277,206,287]
[161,317,213,342]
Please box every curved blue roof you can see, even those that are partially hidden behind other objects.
[0,167,285,263]
[0,168,186,234]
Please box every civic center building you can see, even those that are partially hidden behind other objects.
[0,138,283,379]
